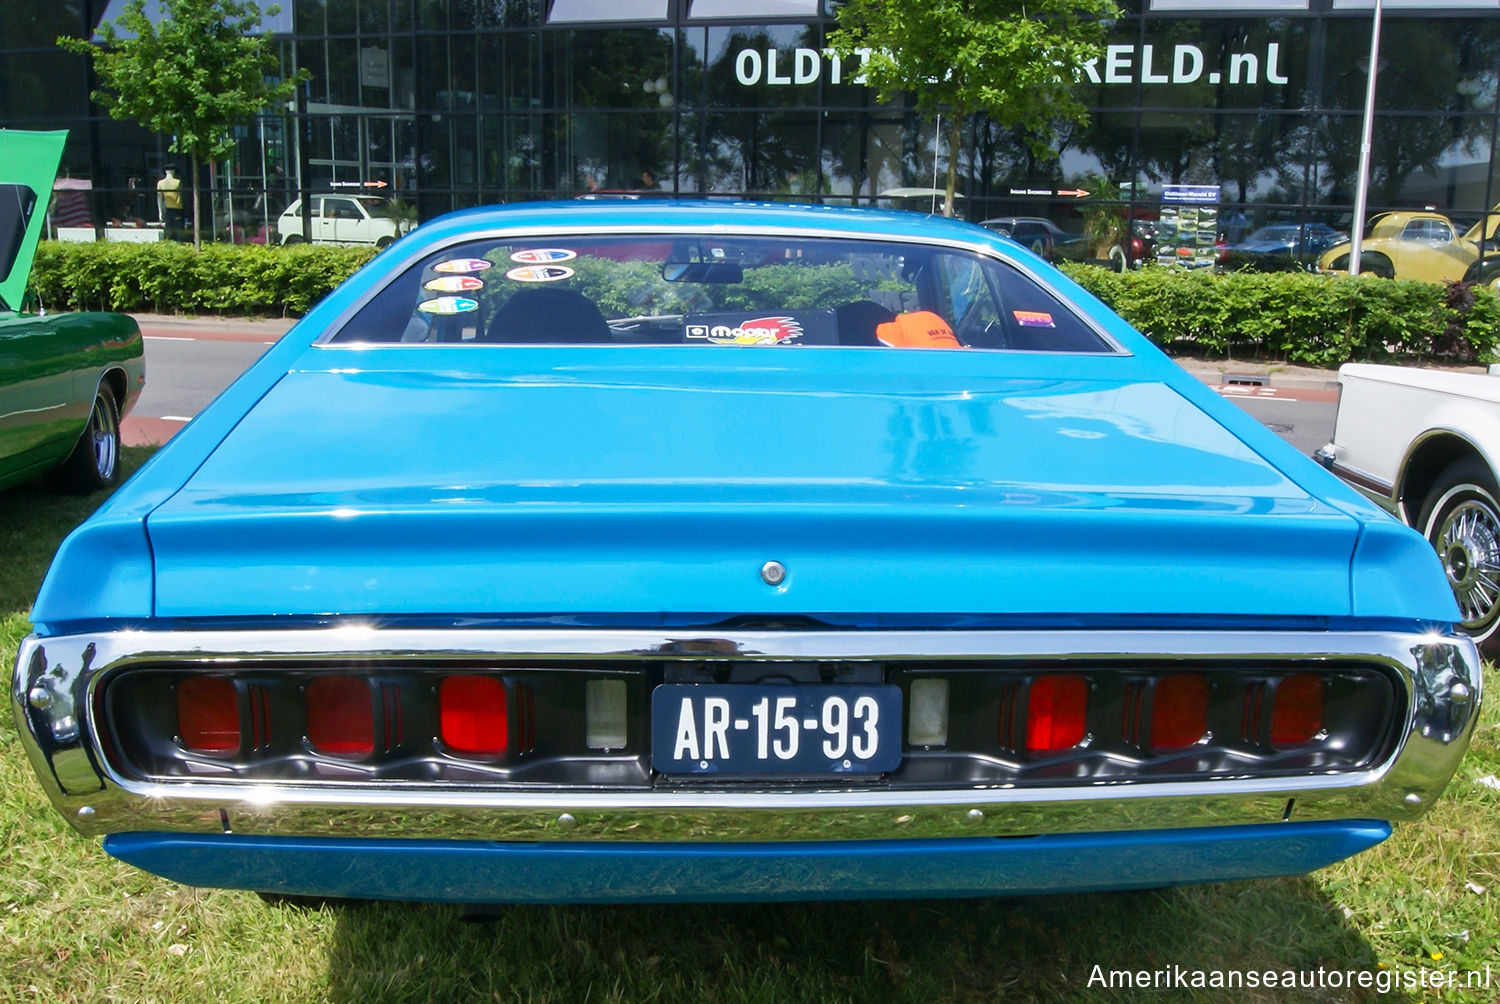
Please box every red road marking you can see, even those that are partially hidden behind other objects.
[123,415,186,447]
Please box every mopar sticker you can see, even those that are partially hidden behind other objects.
[505,265,575,283]
[416,296,479,315]
[685,316,804,345]
[1013,310,1056,328]
[423,276,484,293]
[510,248,577,264]
[433,258,494,274]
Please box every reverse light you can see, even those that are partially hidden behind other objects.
[440,675,508,755]
[177,676,239,753]
[1271,673,1324,746]
[306,676,374,755]
[586,678,627,750]
[1025,674,1088,752]
[1151,674,1209,750]
[908,678,950,747]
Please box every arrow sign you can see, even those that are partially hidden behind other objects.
[1057,188,1091,198]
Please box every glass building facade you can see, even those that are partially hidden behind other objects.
[3,0,1499,241]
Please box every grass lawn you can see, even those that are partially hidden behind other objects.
[2,451,1496,1002]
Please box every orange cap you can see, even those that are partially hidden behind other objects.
[875,310,960,349]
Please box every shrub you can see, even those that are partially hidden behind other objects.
[29,241,376,317]
[1061,264,1500,366]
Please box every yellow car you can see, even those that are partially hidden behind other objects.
[1318,206,1500,287]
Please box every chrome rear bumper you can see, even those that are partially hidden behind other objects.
[13,626,1480,844]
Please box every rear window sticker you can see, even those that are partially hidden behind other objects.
[433,258,494,274]
[510,248,577,264]
[1013,310,1056,328]
[424,276,484,293]
[685,315,804,345]
[506,264,575,283]
[417,296,479,315]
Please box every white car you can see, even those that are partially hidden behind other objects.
[277,194,410,248]
[1316,363,1500,654]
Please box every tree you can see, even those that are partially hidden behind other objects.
[829,0,1118,217]
[59,0,301,250]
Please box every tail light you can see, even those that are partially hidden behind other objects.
[1271,673,1324,746]
[1025,674,1088,752]
[108,661,1395,790]
[306,676,374,756]
[440,675,508,755]
[1150,674,1209,750]
[177,676,239,753]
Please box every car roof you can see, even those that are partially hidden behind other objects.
[410,199,1003,248]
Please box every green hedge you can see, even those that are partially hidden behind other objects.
[26,242,1500,366]
[1060,264,1500,367]
[30,241,376,317]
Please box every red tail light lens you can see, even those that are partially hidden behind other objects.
[306,677,374,755]
[177,676,239,753]
[1271,673,1324,745]
[440,675,508,755]
[1151,674,1209,750]
[1025,674,1088,752]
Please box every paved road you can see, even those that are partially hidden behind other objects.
[1211,384,1339,456]
[122,316,1340,454]
[123,318,286,446]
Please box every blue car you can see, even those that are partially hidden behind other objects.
[12,201,1480,904]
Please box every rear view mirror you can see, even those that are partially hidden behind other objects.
[662,261,744,283]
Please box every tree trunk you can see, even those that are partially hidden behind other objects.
[190,151,202,252]
[943,113,962,218]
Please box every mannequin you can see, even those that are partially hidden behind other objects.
[157,167,183,238]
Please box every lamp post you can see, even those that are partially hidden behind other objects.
[1348,0,1383,276]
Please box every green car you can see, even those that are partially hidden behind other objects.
[0,130,144,493]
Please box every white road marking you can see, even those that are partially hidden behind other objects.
[144,335,276,344]
[160,415,193,422]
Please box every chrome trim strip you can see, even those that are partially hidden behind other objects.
[307,219,1128,355]
[1325,457,1398,512]
[12,627,1479,843]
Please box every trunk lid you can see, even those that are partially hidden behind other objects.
[146,349,1360,620]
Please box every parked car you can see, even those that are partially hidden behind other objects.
[981,216,1150,272]
[1316,362,1500,655]
[14,201,1478,904]
[276,194,411,248]
[1219,223,1346,273]
[0,129,144,493]
[978,216,1074,258]
[1317,205,1500,284]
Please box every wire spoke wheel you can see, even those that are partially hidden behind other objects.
[1436,500,1500,627]
[1420,457,1500,655]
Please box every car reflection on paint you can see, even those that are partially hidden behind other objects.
[12,200,1480,905]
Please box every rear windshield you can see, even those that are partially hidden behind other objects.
[330,234,1114,353]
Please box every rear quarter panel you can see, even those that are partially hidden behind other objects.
[0,310,143,488]
[1332,364,1500,502]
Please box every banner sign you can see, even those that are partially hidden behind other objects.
[732,44,1292,89]
[1158,185,1222,270]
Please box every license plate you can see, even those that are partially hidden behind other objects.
[650,684,902,776]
